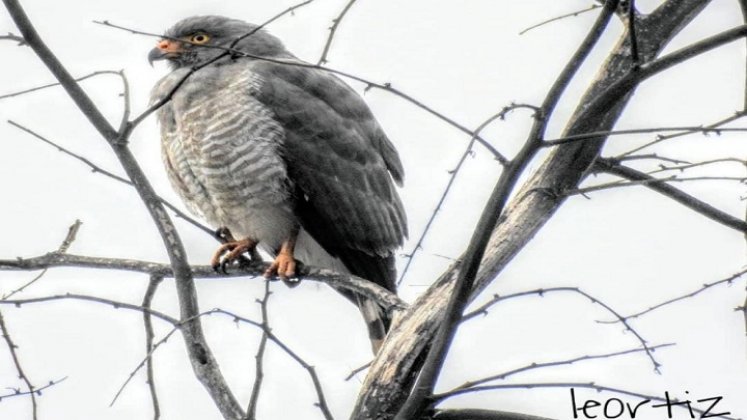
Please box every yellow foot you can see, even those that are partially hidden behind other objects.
[264,251,297,279]
[211,237,258,273]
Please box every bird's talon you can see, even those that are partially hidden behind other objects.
[210,237,257,275]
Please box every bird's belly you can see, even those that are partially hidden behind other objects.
[220,203,296,252]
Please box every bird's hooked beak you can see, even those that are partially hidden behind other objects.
[148,39,183,66]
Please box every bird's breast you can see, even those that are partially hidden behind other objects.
[158,67,296,249]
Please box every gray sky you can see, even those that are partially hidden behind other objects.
[1,1,746,419]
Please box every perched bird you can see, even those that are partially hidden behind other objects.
[148,16,407,353]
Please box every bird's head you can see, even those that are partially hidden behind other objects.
[148,15,287,69]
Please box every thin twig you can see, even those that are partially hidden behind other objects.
[449,343,675,393]
[344,361,372,381]
[110,313,203,408]
[0,309,37,419]
[398,105,535,285]
[594,158,747,233]
[0,377,67,400]
[519,4,602,35]
[317,0,359,64]
[543,125,747,147]
[1,219,81,300]
[569,174,747,196]
[597,269,747,324]
[647,157,746,174]
[246,279,271,420]
[142,275,163,420]
[0,32,25,44]
[460,286,661,372]
[1,293,179,324]
[614,153,690,165]
[0,70,120,100]
[210,309,334,420]
[7,120,215,237]
[620,111,747,156]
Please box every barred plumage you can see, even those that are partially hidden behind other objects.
[150,16,407,353]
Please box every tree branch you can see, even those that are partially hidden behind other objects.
[594,158,747,233]
[142,275,163,420]
[0,252,407,313]
[596,268,747,324]
[245,280,271,420]
[0,309,38,419]
[1,219,81,300]
[317,0,358,64]
[7,120,214,237]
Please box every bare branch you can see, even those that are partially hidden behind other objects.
[344,361,372,381]
[7,120,214,237]
[246,280,271,420]
[0,70,120,100]
[448,344,675,393]
[1,219,81,300]
[213,308,334,420]
[569,174,747,196]
[0,377,67,401]
[620,111,747,156]
[594,158,747,233]
[142,275,163,420]
[459,286,662,372]
[0,309,37,419]
[543,125,747,147]
[519,4,602,36]
[0,293,179,325]
[398,105,534,285]
[648,157,746,174]
[0,252,407,313]
[0,31,24,44]
[317,0,359,64]
[597,269,747,324]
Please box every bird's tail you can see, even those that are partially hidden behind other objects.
[356,296,391,354]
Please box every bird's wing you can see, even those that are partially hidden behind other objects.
[251,60,407,290]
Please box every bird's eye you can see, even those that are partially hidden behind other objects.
[190,33,210,44]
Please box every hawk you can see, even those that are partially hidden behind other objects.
[148,16,407,353]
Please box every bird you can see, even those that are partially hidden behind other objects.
[148,15,407,353]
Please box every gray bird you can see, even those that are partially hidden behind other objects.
[148,16,407,353]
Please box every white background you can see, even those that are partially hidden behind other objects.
[0,1,746,419]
